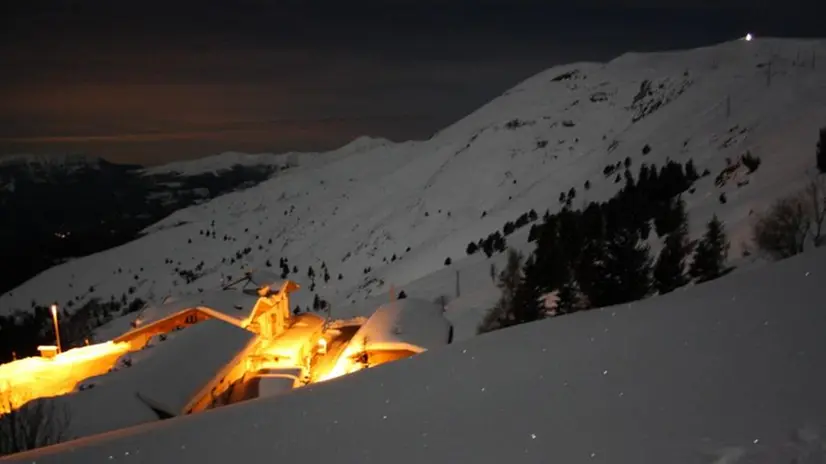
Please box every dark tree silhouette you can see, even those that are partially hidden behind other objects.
[654,213,691,294]
[478,249,524,333]
[689,215,730,283]
[586,228,652,308]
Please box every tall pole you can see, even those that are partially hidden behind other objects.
[50,303,62,354]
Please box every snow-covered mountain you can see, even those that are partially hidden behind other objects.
[9,236,826,464]
[140,136,392,177]
[2,37,825,337]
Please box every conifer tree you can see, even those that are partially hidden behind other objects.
[511,255,545,324]
[654,196,687,237]
[587,227,652,307]
[817,127,826,174]
[689,215,730,283]
[654,210,691,294]
[478,249,523,333]
[685,159,699,181]
[554,264,586,314]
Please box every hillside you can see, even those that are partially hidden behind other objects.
[2,37,825,353]
[9,238,826,463]
[0,155,287,298]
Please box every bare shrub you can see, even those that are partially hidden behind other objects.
[753,193,810,260]
[752,177,826,260]
[0,387,71,456]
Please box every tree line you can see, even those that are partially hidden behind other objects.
[480,158,729,333]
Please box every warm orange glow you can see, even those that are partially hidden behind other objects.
[50,303,62,353]
[315,340,366,383]
[0,281,441,416]
[0,341,130,413]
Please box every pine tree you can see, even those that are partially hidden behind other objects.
[511,255,544,324]
[685,159,699,181]
[492,232,506,252]
[481,236,494,257]
[587,227,652,308]
[653,214,691,294]
[554,264,585,315]
[478,249,523,333]
[818,127,826,173]
[689,215,730,283]
[654,196,687,237]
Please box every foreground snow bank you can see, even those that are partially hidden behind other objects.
[8,247,826,463]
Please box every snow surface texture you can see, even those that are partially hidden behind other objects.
[45,318,255,441]
[3,37,826,338]
[354,298,453,352]
[139,136,391,176]
[133,290,258,328]
[8,244,826,463]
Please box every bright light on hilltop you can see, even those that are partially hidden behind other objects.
[745,33,754,41]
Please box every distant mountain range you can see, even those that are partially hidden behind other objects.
[0,154,287,296]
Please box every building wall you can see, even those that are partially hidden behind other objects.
[366,349,419,367]
[116,309,209,350]
[185,337,262,414]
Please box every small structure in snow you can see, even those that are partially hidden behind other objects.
[318,298,453,381]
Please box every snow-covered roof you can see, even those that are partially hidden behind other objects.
[15,247,826,463]
[131,319,256,416]
[244,270,297,293]
[133,290,259,329]
[352,298,452,354]
[42,319,255,441]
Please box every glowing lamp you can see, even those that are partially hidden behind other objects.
[50,303,62,353]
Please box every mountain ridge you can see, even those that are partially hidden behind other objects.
[2,36,824,342]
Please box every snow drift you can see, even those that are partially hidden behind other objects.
[7,244,826,463]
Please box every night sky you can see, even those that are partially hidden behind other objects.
[0,0,821,165]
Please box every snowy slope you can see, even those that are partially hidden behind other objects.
[9,244,826,463]
[2,38,825,334]
[139,136,392,176]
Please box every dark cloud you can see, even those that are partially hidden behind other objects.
[0,0,823,164]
